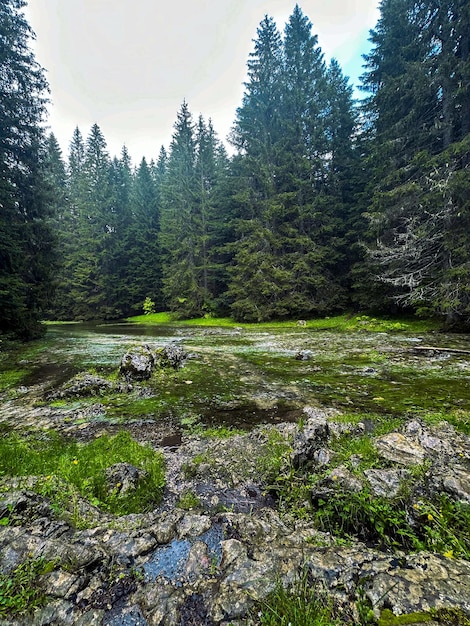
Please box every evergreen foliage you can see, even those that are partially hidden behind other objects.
[0,0,54,339]
[362,0,470,327]
[159,102,229,318]
[227,6,357,321]
[5,2,468,328]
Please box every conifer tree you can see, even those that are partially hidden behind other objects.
[0,0,55,339]
[228,8,354,321]
[126,156,161,313]
[362,0,470,326]
[50,127,86,319]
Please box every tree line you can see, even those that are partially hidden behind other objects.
[1,0,469,339]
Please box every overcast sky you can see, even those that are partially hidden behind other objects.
[24,0,380,164]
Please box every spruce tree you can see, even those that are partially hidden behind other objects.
[0,0,55,339]
[362,0,470,326]
[51,127,87,319]
[159,102,202,317]
[228,8,353,321]
[127,156,161,313]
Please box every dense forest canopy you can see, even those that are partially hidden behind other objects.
[1,0,469,339]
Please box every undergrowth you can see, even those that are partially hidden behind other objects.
[250,570,341,625]
[0,558,55,618]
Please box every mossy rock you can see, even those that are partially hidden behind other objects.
[379,609,433,626]
[379,608,470,626]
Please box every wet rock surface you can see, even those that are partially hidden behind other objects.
[47,373,117,399]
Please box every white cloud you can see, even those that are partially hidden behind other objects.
[24,0,379,163]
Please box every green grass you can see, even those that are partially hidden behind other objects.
[0,431,165,516]
[176,490,201,510]
[311,489,470,557]
[251,571,341,626]
[329,433,381,471]
[419,409,470,435]
[126,311,176,324]
[0,558,55,618]
[0,368,29,392]
[257,428,293,485]
[125,312,440,332]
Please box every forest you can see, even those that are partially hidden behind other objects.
[1,0,469,340]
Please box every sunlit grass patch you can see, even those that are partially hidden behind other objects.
[0,431,165,516]
[125,312,440,332]
[126,311,175,324]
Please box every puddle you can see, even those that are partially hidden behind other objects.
[143,524,223,583]
[2,322,470,436]
[201,403,302,429]
[159,432,183,448]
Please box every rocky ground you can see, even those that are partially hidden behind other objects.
[1,342,470,625]
[1,404,470,626]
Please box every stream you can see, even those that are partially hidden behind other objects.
[1,321,470,441]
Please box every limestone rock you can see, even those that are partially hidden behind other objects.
[441,465,470,502]
[364,468,410,498]
[375,432,426,465]
[120,344,155,381]
[48,372,114,399]
[105,463,149,495]
[295,349,314,360]
[291,414,329,467]
[154,343,188,370]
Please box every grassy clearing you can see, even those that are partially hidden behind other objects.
[126,312,440,333]
[0,431,165,517]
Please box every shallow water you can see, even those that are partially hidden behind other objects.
[1,322,469,436]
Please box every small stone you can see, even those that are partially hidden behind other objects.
[364,469,409,498]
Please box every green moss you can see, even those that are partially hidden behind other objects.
[431,608,470,626]
[0,368,30,392]
[379,607,470,626]
[176,490,201,510]
[181,452,215,479]
[379,609,432,625]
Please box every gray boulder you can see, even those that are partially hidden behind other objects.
[154,344,188,370]
[119,343,188,381]
[364,468,410,498]
[105,463,149,495]
[120,344,155,381]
